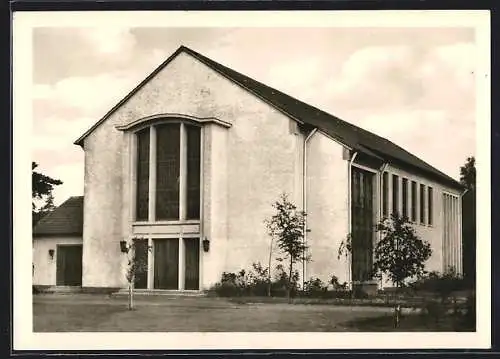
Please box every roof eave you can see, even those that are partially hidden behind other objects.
[33,232,83,238]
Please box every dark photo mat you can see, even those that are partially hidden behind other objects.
[5,0,498,357]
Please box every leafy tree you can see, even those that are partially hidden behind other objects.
[373,213,432,289]
[460,156,476,288]
[460,156,476,190]
[124,238,150,310]
[265,193,308,301]
[32,162,62,226]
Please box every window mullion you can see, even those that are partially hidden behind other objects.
[149,125,157,222]
[179,122,187,220]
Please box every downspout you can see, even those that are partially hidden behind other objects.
[378,162,389,289]
[379,163,389,219]
[347,151,358,290]
[302,128,317,289]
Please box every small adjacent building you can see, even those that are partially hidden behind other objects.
[32,46,465,292]
[32,196,83,288]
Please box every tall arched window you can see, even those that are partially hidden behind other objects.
[134,121,201,222]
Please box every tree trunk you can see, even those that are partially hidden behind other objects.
[268,238,273,297]
[393,281,400,328]
[288,259,293,303]
[128,282,133,310]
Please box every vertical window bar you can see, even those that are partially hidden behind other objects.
[186,125,201,220]
[420,184,425,224]
[427,186,433,225]
[156,123,181,220]
[179,123,187,220]
[382,172,388,217]
[402,178,408,219]
[411,181,417,222]
[135,128,150,221]
[392,174,399,216]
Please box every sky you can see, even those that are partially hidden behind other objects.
[32,26,477,206]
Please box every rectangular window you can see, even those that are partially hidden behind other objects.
[420,184,426,224]
[136,128,150,221]
[186,125,201,220]
[411,181,417,222]
[392,174,399,215]
[382,172,389,217]
[402,178,408,219]
[428,186,433,225]
[156,124,180,220]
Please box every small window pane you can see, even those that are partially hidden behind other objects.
[382,172,389,217]
[428,186,433,225]
[136,128,150,221]
[392,174,399,215]
[402,178,408,219]
[411,181,417,221]
[420,184,426,224]
[186,125,201,220]
[156,124,180,220]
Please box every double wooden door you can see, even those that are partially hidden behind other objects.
[153,238,200,290]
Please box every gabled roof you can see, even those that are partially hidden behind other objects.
[75,45,463,190]
[33,196,83,237]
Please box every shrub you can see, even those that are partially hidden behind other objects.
[302,277,328,298]
[407,268,474,329]
[211,266,353,300]
[210,262,274,297]
[272,263,299,297]
[329,275,348,291]
[247,262,271,296]
[411,267,467,301]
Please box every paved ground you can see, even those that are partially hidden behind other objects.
[33,293,395,332]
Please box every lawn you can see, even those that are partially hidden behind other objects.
[343,312,475,332]
[33,293,474,332]
[33,293,393,332]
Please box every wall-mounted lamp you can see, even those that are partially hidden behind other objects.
[48,249,55,260]
[120,240,129,253]
[202,237,210,252]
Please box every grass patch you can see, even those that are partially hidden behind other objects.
[344,313,476,332]
[33,293,474,332]
[34,294,388,332]
[33,302,126,332]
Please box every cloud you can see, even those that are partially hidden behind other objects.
[34,73,139,117]
[267,56,325,91]
[31,27,477,205]
[81,27,136,55]
[356,109,475,179]
[415,42,476,110]
[34,27,143,84]
[302,41,476,119]
[34,115,95,138]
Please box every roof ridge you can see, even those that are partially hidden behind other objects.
[73,45,462,189]
[181,46,461,188]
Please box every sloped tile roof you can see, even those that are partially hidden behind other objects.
[33,196,83,237]
[75,45,463,190]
